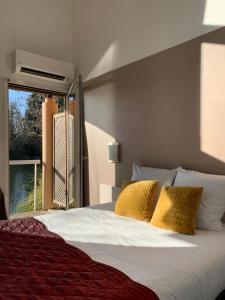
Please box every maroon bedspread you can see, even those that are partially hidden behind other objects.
[0,218,159,300]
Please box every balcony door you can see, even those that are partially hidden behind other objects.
[0,78,83,217]
[8,85,65,217]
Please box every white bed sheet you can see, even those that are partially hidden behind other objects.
[36,203,225,300]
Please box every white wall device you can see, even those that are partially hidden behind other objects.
[108,142,119,163]
[14,50,74,86]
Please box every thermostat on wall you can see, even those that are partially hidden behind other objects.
[108,142,119,163]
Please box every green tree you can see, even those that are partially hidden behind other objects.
[9,102,26,159]
[9,91,65,160]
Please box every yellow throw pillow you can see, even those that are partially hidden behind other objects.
[151,186,203,235]
[115,180,158,222]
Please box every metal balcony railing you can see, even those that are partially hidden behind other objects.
[9,160,41,211]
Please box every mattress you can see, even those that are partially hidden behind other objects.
[36,203,225,300]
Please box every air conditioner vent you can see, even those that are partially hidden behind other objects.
[14,50,74,86]
[20,67,66,81]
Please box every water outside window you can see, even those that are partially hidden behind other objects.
[9,87,64,215]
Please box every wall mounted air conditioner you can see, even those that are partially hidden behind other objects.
[14,50,74,85]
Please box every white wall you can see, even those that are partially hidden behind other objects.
[0,0,73,201]
[0,0,73,79]
[3,0,224,82]
[72,0,223,81]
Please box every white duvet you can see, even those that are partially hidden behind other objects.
[36,203,225,300]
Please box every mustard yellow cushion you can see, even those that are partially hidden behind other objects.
[115,180,158,222]
[151,186,203,235]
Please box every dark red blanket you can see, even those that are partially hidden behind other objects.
[0,218,158,300]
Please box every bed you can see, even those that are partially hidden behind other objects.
[33,202,225,300]
[0,214,157,300]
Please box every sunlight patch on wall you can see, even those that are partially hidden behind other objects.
[203,0,225,26]
[200,43,225,163]
[86,42,118,81]
[85,122,116,201]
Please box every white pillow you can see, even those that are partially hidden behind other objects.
[131,163,177,186]
[174,167,225,231]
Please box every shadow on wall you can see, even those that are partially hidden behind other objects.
[83,2,225,205]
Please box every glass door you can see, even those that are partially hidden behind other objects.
[67,76,83,209]
[8,85,66,217]
[52,76,83,211]
[7,77,83,218]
